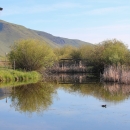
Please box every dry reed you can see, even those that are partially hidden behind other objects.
[48,64,87,73]
[102,65,130,84]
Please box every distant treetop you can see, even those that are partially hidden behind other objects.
[0,7,3,11]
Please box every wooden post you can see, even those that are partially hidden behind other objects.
[79,60,82,68]
[79,76,82,83]
[62,62,63,70]
[62,60,64,70]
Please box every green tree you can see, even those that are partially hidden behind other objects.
[101,39,129,65]
[76,39,129,72]
[70,49,82,59]
[79,44,94,61]
[90,44,105,72]
[9,39,56,71]
[54,45,76,59]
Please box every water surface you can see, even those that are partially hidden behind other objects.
[0,74,130,130]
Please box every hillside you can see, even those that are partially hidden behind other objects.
[0,20,92,56]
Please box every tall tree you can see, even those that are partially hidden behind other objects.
[9,39,56,71]
[101,39,129,65]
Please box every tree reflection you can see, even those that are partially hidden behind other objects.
[10,82,56,114]
[59,83,130,103]
[103,83,130,101]
[45,74,130,103]
[9,74,130,114]
[44,73,99,84]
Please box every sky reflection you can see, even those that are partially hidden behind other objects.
[1,78,130,130]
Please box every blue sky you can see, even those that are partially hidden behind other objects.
[0,0,130,47]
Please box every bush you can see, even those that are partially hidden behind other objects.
[9,39,56,71]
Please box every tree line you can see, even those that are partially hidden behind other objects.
[8,39,130,73]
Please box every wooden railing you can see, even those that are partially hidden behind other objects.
[0,61,12,69]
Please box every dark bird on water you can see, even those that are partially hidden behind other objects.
[101,105,106,108]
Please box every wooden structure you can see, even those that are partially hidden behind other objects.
[0,60,15,69]
[49,58,89,73]
[59,58,86,70]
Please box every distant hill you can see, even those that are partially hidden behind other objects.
[0,20,92,56]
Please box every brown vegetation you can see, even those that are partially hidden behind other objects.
[48,64,87,73]
[104,83,130,96]
[102,65,130,84]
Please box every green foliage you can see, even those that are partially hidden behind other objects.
[52,39,130,73]
[79,45,94,61]
[54,45,76,59]
[78,39,129,72]
[70,48,82,59]
[0,68,41,82]
[9,39,56,71]
[101,39,129,65]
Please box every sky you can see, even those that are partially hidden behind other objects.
[0,0,130,47]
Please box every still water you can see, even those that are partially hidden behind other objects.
[0,74,130,130]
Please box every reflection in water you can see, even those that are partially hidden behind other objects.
[44,73,99,84]
[1,75,130,130]
[103,83,130,102]
[59,82,130,103]
[1,74,130,115]
[45,74,130,103]
[10,82,56,114]
[104,83,130,95]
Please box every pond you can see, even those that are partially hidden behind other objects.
[0,73,130,130]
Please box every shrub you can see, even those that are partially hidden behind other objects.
[9,39,56,71]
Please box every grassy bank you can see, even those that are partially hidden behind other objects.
[0,69,41,82]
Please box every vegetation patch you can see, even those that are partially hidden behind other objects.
[0,69,41,82]
[102,65,130,84]
[9,39,56,71]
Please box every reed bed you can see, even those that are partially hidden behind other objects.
[102,65,130,84]
[0,69,41,82]
[48,64,87,73]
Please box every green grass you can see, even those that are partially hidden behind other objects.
[0,68,41,83]
[0,79,39,88]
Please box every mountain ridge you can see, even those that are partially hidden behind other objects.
[0,20,92,55]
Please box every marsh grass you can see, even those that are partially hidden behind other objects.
[0,68,41,82]
[102,65,130,84]
[47,64,87,73]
